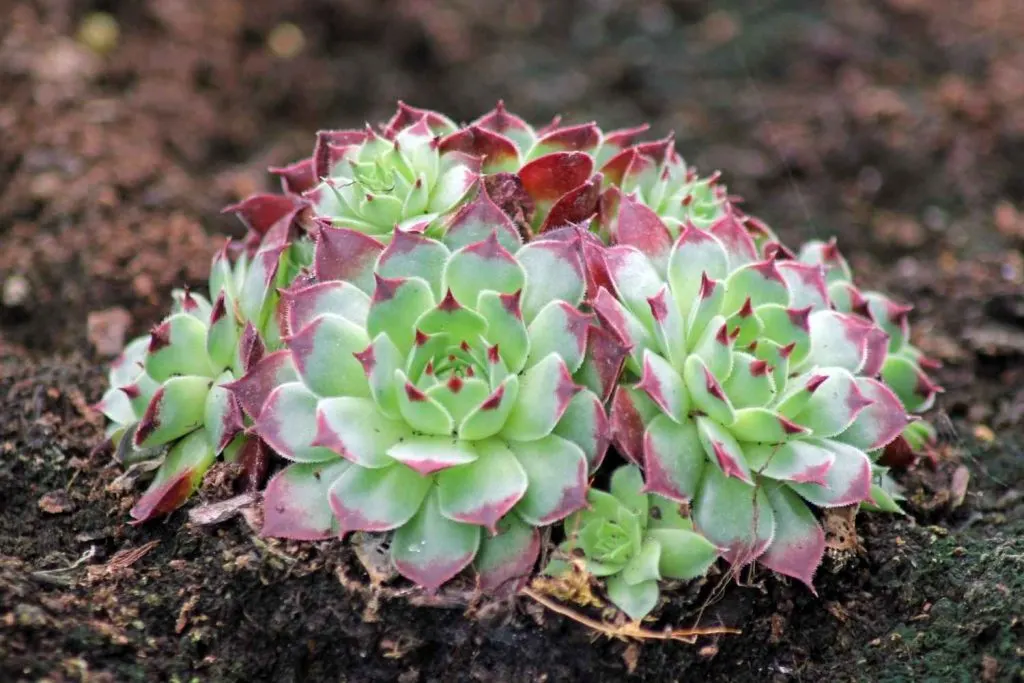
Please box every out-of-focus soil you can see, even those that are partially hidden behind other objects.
[1,1,1022,681]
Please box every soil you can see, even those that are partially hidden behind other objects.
[1,1,1023,681]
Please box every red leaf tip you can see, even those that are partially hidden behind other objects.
[738,296,754,318]
[148,321,170,353]
[699,272,717,299]
[806,374,828,393]
[703,367,727,402]
[439,289,461,312]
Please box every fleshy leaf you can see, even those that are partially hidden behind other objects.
[328,462,432,533]
[224,350,297,420]
[238,244,286,327]
[723,352,776,409]
[437,439,528,533]
[530,122,601,158]
[427,377,490,424]
[376,231,451,299]
[442,232,525,306]
[729,407,809,443]
[203,372,243,454]
[508,435,589,525]
[609,464,648,522]
[636,350,690,423]
[288,314,371,398]
[722,259,789,315]
[516,238,587,322]
[500,353,580,441]
[792,368,873,438]
[684,274,725,350]
[396,370,456,435]
[647,528,719,580]
[744,440,834,486]
[314,396,409,468]
[553,388,610,471]
[206,293,239,371]
[610,385,661,465]
[642,414,706,502]
[606,575,659,621]
[255,382,338,462]
[473,102,535,152]
[574,323,629,404]
[690,316,734,382]
[777,261,831,311]
[439,125,520,173]
[130,428,215,522]
[881,355,941,413]
[314,226,385,295]
[602,245,664,329]
[707,210,759,268]
[367,275,436,355]
[459,375,520,441]
[592,287,654,371]
[386,434,477,476]
[683,355,735,426]
[604,188,673,271]
[519,151,594,221]
[356,334,404,419]
[262,459,351,539]
[692,465,775,566]
[391,488,482,590]
[525,301,593,373]
[474,513,540,596]
[756,304,812,366]
[835,378,911,451]
[801,310,874,373]
[621,537,662,586]
[476,290,529,374]
[134,376,211,448]
[441,184,523,253]
[696,416,752,483]
[667,226,729,318]
[540,173,601,232]
[758,484,825,591]
[415,290,489,341]
[788,439,873,507]
[144,314,214,382]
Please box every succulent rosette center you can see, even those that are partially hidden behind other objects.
[242,201,622,592]
[304,106,480,237]
[546,465,719,620]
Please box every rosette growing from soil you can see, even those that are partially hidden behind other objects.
[237,209,625,593]
[95,101,941,605]
[95,240,294,521]
[599,211,914,589]
[545,465,719,620]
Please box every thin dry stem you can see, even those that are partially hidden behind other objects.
[521,586,741,644]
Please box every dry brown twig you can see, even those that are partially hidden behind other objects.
[521,586,741,644]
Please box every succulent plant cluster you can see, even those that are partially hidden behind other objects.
[101,102,940,619]
[96,242,291,519]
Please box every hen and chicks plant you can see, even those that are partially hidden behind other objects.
[99,102,941,614]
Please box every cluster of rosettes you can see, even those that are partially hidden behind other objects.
[101,102,941,618]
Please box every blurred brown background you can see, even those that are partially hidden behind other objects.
[2,0,1022,357]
